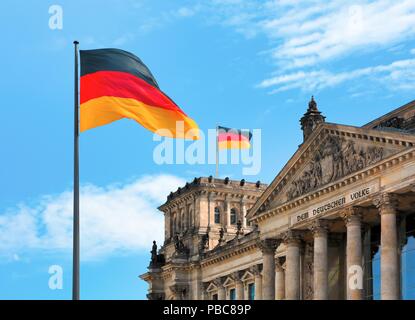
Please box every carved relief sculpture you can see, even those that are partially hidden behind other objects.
[286,135,386,201]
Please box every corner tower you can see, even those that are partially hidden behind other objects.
[300,96,326,141]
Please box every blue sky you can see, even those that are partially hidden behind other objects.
[1,0,415,299]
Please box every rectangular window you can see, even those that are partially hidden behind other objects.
[229,288,236,300]
[214,207,220,224]
[248,283,255,300]
[230,208,237,225]
[212,293,218,300]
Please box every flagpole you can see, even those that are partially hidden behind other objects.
[215,125,219,178]
[73,40,80,301]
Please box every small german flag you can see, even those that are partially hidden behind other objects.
[79,48,199,139]
[217,126,252,150]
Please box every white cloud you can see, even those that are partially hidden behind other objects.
[177,7,197,17]
[267,1,415,68]
[208,0,415,66]
[119,0,415,91]
[112,33,135,46]
[0,174,184,261]
[198,0,415,93]
[257,58,415,92]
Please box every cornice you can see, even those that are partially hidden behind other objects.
[200,235,260,267]
[159,261,201,280]
[160,187,263,212]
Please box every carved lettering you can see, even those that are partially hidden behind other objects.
[297,212,309,222]
[291,183,378,226]
[350,188,370,201]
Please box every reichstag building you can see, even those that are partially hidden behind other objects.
[141,98,415,300]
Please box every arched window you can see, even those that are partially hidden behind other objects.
[214,207,220,224]
[230,208,237,225]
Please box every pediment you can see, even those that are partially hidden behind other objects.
[206,282,218,292]
[248,123,415,218]
[223,276,235,287]
[241,271,254,282]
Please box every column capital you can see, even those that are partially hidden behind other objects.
[341,206,363,226]
[251,264,262,276]
[257,238,280,254]
[232,271,243,282]
[282,230,304,245]
[213,276,226,288]
[240,195,248,204]
[373,193,399,215]
[309,219,330,237]
[169,284,189,299]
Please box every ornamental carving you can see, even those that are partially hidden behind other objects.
[256,239,280,253]
[173,233,189,256]
[373,193,399,214]
[199,232,209,253]
[286,135,386,201]
[375,116,404,130]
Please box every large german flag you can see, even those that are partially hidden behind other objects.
[80,48,199,139]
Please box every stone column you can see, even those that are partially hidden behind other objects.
[275,258,285,300]
[342,207,364,300]
[165,209,172,240]
[193,195,198,229]
[225,198,231,227]
[198,195,209,229]
[216,278,226,300]
[207,192,212,227]
[283,230,303,300]
[241,200,247,228]
[234,273,244,300]
[202,283,210,300]
[363,226,373,299]
[181,207,186,231]
[258,239,278,300]
[252,265,262,300]
[310,220,329,300]
[374,193,400,300]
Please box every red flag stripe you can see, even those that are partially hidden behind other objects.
[80,70,185,115]
[218,132,250,142]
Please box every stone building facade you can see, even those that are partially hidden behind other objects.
[140,98,415,300]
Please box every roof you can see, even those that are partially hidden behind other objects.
[362,99,415,129]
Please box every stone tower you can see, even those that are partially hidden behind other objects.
[141,177,266,300]
[300,96,326,141]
